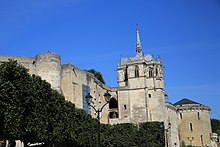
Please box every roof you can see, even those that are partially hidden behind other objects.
[174,98,201,106]
[119,53,153,65]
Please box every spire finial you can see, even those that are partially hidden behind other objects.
[136,24,142,54]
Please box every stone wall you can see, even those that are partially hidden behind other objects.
[117,58,166,123]
[165,102,180,147]
[177,106,212,146]
[0,52,113,124]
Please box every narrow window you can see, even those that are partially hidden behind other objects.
[135,66,139,77]
[197,112,200,120]
[149,68,153,78]
[124,66,128,84]
[156,68,158,76]
[201,135,204,146]
[190,123,193,131]
[124,105,127,109]
[124,69,128,81]
[148,94,151,98]
[180,113,182,119]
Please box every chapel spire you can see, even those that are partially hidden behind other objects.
[136,24,142,54]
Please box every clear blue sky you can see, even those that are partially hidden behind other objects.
[0,0,219,119]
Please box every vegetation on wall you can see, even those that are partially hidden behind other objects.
[0,60,164,147]
[86,69,105,84]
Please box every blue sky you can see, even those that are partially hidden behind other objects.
[0,0,219,119]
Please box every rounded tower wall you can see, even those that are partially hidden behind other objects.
[35,52,61,92]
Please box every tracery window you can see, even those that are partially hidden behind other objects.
[135,66,139,77]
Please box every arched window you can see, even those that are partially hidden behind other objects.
[109,98,118,109]
[149,68,153,78]
[109,112,119,119]
[135,66,139,78]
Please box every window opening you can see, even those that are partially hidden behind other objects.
[190,123,193,131]
[124,104,127,109]
[201,135,204,146]
[109,98,118,109]
[197,112,200,120]
[149,68,153,78]
[180,113,182,119]
[135,66,139,77]
[109,112,119,119]
[124,66,128,81]
[148,94,151,98]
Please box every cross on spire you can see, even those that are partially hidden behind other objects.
[136,24,142,54]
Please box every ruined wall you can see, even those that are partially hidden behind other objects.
[61,63,114,124]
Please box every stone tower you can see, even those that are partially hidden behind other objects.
[35,52,62,92]
[175,98,212,147]
[117,25,166,123]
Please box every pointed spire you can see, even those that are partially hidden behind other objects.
[136,24,142,54]
[120,53,122,65]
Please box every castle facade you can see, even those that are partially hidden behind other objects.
[0,26,214,147]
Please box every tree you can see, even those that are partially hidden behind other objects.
[136,122,165,147]
[87,69,105,84]
[103,123,137,147]
[0,60,59,146]
[0,60,100,147]
[0,60,166,147]
[211,118,220,135]
[0,60,30,140]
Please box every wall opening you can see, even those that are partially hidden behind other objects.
[156,68,158,76]
[201,135,204,146]
[124,66,128,81]
[109,98,118,109]
[149,68,153,78]
[190,123,193,131]
[197,112,200,120]
[135,66,139,78]
[109,112,119,119]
